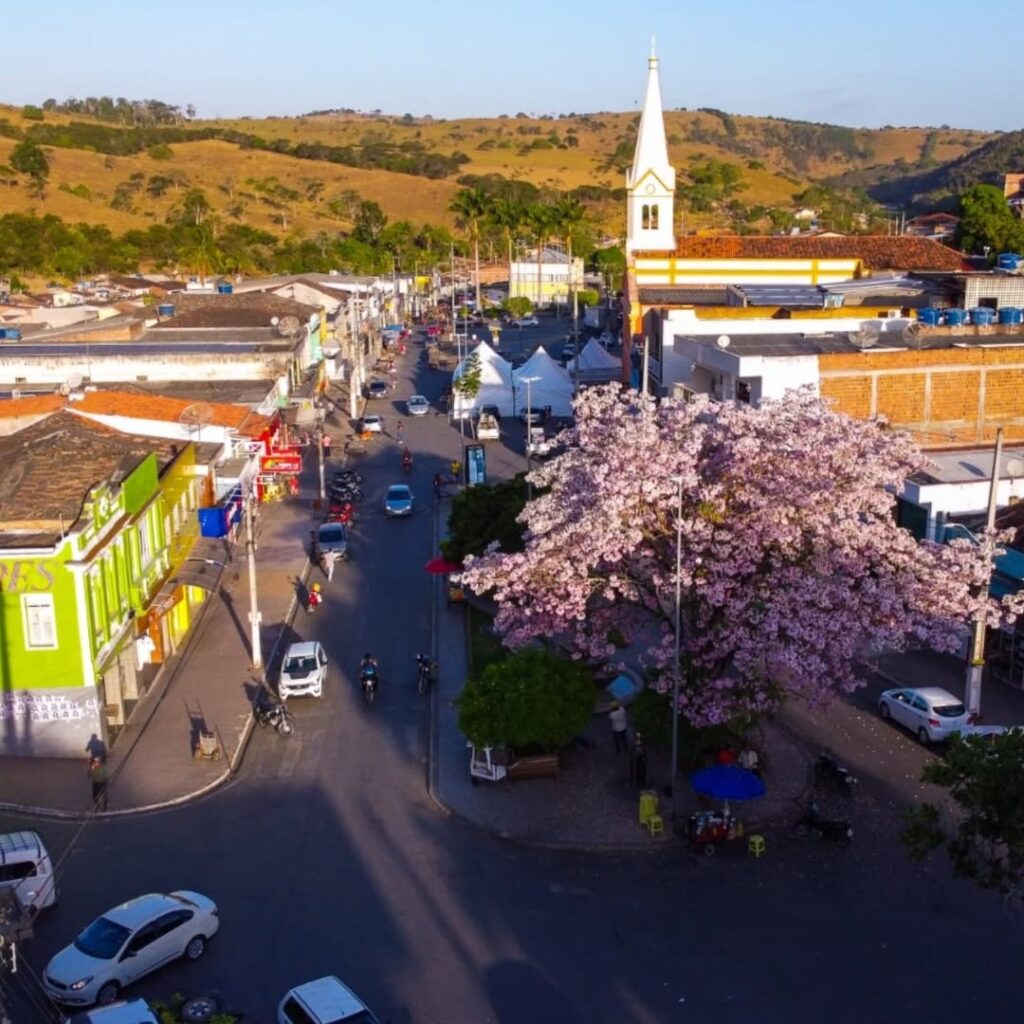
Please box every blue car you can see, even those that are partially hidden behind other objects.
[383,484,414,517]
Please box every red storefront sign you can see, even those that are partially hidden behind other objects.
[261,453,302,475]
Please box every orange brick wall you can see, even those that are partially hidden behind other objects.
[820,347,1024,445]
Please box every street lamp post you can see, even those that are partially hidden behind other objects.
[966,427,1004,718]
[245,486,263,681]
[669,476,683,814]
[521,375,540,500]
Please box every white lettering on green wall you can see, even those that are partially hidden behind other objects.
[0,561,58,592]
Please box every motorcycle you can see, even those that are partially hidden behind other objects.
[254,693,294,736]
[402,451,413,474]
[332,470,363,485]
[415,654,435,695]
[330,483,363,502]
[360,663,379,705]
[792,803,853,847]
[815,752,858,794]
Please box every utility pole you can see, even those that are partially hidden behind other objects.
[317,430,326,502]
[522,376,539,500]
[670,476,683,815]
[966,427,1003,718]
[349,296,361,422]
[245,489,263,680]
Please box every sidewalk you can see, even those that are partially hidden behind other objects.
[428,497,812,849]
[0,416,344,817]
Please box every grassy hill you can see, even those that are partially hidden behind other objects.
[0,102,995,246]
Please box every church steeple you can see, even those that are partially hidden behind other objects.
[626,41,676,253]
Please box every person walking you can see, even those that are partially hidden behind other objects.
[322,548,338,581]
[610,701,628,754]
[88,756,109,811]
[396,421,404,444]
[322,434,332,460]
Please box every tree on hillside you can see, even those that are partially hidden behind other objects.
[449,187,488,311]
[957,184,1024,256]
[462,387,1024,728]
[10,140,49,198]
[902,729,1024,897]
[352,200,388,244]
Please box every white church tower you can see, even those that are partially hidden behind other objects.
[626,42,676,254]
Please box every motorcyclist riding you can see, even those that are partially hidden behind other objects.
[360,653,379,704]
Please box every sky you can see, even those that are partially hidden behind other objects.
[4,0,1018,132]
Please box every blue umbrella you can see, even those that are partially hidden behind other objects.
[690,764,766,801]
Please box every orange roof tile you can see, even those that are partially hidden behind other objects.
[0,394,65,417]
[70,390,272,436]
[635,235,965,272]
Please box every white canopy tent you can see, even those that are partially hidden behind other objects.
[567,338,621,373]
[451,339,515,417]
[513,346,574,418]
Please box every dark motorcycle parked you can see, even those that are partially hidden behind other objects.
[815,752,858,794]
[254,692,294,736]
[792,803,853,847]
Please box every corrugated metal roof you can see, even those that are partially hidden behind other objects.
[637,287,730,305]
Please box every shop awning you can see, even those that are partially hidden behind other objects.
[149,537,232,614]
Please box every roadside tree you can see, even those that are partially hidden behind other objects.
[458,647,594,752]
[903,729,1024,897]
[504,296,533,318]
[462,387,1023,727]
[442,475,529,564]
[958,184,1024,256]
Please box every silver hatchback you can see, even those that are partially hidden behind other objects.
[878,686,970,744]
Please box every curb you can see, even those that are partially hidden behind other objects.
[0,550,313,822]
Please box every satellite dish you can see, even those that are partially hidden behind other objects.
[716,334,731,349]
[848,327,880,350]
[1007,458,1024,479]
[63,372,84,393]
[179,402,215,437]
[901,321,930,349]
[276,315,301,337]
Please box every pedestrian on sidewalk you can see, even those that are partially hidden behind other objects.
[610,701,628,754]
[321,548,338,581]
[396,421,404,444]
[88,756,109,811]
[322,434,332,460]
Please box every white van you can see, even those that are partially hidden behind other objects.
[0,830,58,914]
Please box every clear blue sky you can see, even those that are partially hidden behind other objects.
[5,0,1017,131]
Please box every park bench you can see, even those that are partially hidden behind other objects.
[506,752,560,780]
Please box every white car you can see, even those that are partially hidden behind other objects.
[44,891,219,1007]
[67,1000,159,1024]
[278,976,381,1024]
[279,641,328,699]
[512,316,540,328]
[878,686,970,744]
[360,414,383,433]
[406,395,429,416]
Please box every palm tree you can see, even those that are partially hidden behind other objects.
[488,196,526,280]
[553,196,587,319]
[449,187,489,312]
[526,203,556,310]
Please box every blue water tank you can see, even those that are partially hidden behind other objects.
[217,283,233,295]
[970,307,995,326]
[998,307,1023,326]
[0,328,21,340]
[917,307,941,325]
[157,303,176,317]
[943,308,966,326]
[996,252,1021,271]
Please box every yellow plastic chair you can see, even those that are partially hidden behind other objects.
[647,814,664,837]
[638,790,658,826]
[748,834,766,858]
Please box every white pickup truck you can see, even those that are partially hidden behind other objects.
[477,413,500,440]
[527,426,555,456]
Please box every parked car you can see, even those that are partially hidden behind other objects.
[279,641,328,699]
[43,891,219,1007]
[360,415,383,434]
[477,413,500,441]
[278,976,381,1024]
[526,426,554,456]
[67,1000,159,1024]
[383,484,414,517]
[366,380,389,399]
[878,686,970,744]
[476,403,502,422]
[0,829,58,915]
[315,522,348,561]
[406,395,429,416]
[512,316,540,328]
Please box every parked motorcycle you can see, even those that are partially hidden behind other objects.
[792,803,853,847]
[332,470,363,485]
[360,664,379,705]
[415,654,436,695]
[815,752,858,794]
[254,693,294,736]
[329,484,363,503]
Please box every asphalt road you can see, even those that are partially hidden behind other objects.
[3,327,1022,1023]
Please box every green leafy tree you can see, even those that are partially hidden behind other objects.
[147,143,174,160]
[504,295,533,317]
[457,647,595,751]
[10,140,49,197]
[352,199,387,244]
[526,202,556,308]
[902,729,1024,897]
[449,186,489,310]
[487,195,526,278]
[20,105,44,121]
[442,475,529,564]
[452,349,482,415]
[957,184,1024,256]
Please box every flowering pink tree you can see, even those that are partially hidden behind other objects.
[462,387,1021,727]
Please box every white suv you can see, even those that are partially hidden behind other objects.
[279,642,328,699]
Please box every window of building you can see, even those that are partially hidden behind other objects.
[138,515,152,568]
[641,204,650,230]
[650,204,659,230]
[23,594,57,649]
